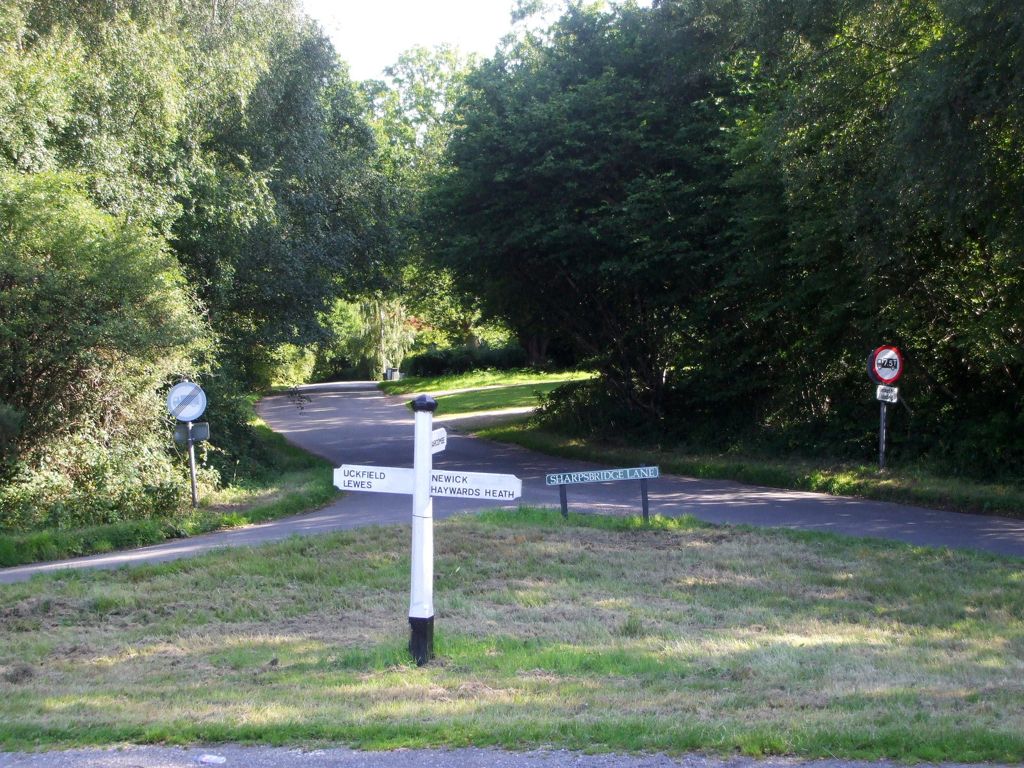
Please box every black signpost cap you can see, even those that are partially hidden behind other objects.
[411,394,438,412]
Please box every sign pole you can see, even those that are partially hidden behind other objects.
[879,401,888,471]
[559,484,568,519]
[640,477,650,523]
[187,421,199,508]
[867,345,903,472]
[409,395,437,666]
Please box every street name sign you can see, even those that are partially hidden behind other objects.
[546,465,659,522]
[431,428,447,454]
[546,466,659,486]
[335,464,521,500]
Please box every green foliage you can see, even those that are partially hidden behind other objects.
[313,297,416,381]
[0,172,203,449]
[430,0,1024,478]
[364,45,497,354]
[171,12,397,383]
[0,172,202,530]
[430,2,731,413]
[403,344,528,377]
[0,1,403,534]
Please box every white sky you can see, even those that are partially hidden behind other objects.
[300,0,518,82]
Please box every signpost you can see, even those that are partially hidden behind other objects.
[167,381,208,508]
[333,464,522,500]
[867,346,904,470]
[545,466,659,522]
[334,396,522,666]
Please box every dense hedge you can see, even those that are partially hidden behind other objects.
[403,344,528,377]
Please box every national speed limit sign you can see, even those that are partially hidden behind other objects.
[166,381,207,422]
[867,345,903,385]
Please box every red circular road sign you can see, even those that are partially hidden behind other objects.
[868,345,903,385]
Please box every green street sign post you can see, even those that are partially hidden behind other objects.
[545,466,660,522]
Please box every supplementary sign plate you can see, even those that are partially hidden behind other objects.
[876,385,899,403]
[546,466,660,486]
[335,464,522,500]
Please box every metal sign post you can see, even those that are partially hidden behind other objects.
[878,402,888,470]
[867,347,904,471]
[187,422,199,508]
[545,466,660,522]
[167,381,208,508]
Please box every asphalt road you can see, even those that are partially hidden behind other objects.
[2,381,1022,585]
[256,381,1024,557]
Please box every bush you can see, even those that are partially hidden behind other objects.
[0,431,189,533]
[0,171,208,531]
[404,344,528,377]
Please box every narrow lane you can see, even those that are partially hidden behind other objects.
[259,382,1024,557]
[3,380,1022,583]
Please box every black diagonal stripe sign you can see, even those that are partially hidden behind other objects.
[172,384,201,420]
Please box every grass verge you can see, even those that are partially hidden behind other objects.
[379,369,593,398]
[0,508,1021,760]
[379,369,593,419]
[0,404,338,568]
[475,422,1024,519]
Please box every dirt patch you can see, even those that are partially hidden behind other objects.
[2,662,36,683]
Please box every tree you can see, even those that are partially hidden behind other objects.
[430,2,732,412]
[0,171,205,528]
[363,45,491,352]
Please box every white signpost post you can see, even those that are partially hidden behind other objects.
[333,396,521,665]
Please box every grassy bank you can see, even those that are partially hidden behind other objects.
[379,369,594,421]
[0,403,338,568]
[475,423,1024,519]
[1,508,1021,760]
[379,369,593,397]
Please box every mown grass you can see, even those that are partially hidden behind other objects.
[1,509,1021,760]
[476,422,1024,519]
[378,369,593,398]
[431,382,571,416]
[0,405,338,568]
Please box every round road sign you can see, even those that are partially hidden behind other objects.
[167,381,207,422]
[868,345,903,385]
